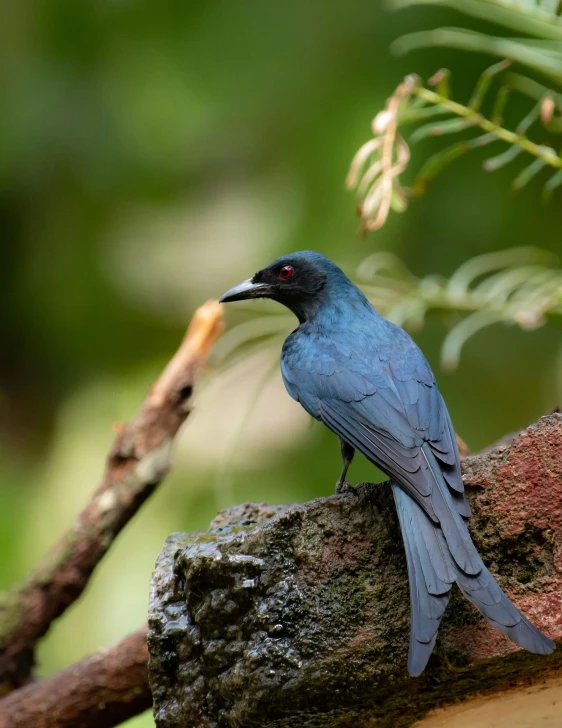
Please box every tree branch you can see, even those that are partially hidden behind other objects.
[0,301,224,692]
[0,627,150,728]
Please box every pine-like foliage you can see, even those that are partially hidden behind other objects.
[218,0,562,390]
[347,64,562,232]
[392,0,562,85]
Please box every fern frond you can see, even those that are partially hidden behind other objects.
[357,248,562,369]
[393,29,562,84]
[347,65,562,231]
[391,0,562,42]
[391,0,562,87]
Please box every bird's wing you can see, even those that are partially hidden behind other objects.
[281,329,462,487]
[281,331,478,574]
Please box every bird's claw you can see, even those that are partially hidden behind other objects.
[335,480,357,495]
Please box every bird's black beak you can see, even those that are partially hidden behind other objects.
[219,278,270,303]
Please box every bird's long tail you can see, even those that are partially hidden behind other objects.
[392,474,554,676]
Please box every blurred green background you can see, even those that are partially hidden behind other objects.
[0,1,560,726]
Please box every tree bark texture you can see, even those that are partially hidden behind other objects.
[148,413,562,728]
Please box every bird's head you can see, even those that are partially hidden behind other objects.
[219,251,345,322]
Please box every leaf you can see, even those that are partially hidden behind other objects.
[411,117,474,141]
[543,168,562,200]
[392,28,562,84]
[441,311,507,371]
[512,157,547,190]
[413,134,496,194]
[516,99,543,134]
[507,71,562,108]
[468,59,512,111]
[353,248,562,370]
[483,144,523,171]
[390,0,562,42]
[398,105,452,125]
[446,247,553,299]
[492,85,511,124]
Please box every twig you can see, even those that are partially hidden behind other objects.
[413,85,562,169]
[0,626,150,728]
[348,66,562,233]
[0,301,224,692]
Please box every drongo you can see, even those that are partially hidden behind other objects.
[220,251,554,675]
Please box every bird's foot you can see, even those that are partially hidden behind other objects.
[335,480,357,495]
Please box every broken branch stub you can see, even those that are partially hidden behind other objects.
[148,414,562,728]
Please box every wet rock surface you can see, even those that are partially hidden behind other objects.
[148,415,562,728]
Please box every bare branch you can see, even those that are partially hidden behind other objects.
[0,301,224,691]
[0,627,150,728]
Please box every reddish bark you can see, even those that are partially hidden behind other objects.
[459,413,562,662]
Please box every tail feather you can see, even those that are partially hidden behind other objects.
[412,500,457,589]
[392,481,555,677]
[394,484,452,676]
[420,446,481,576]
[498,615,555,655]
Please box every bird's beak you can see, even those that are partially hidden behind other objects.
[219,278,269,303]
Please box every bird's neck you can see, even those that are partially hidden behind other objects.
[293,279,374,327]
[286,295,325,324]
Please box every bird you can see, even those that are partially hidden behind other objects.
[219,250,555,676]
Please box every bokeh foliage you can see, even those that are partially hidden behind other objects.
[0,2,560,726]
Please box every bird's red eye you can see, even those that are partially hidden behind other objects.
[279,265,294,280]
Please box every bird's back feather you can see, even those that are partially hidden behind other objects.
[281,301,554,674]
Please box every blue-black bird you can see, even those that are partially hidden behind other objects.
[220,251,554,676]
